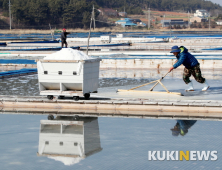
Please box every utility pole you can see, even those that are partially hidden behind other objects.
[9,0,11,30]
[162,15,165,27]
[93,5,96,29]
[147,8,148,29]
[201,0,203,9]
[86,6,93,55]
[148,8,150,30]
[154,17,156,29]
[209,12,210,30]
[188,11,190,29]
[170,22,172,38]
[124,0,126,16]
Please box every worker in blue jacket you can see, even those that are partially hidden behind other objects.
[171,120,197,136]
[169,46,209,91]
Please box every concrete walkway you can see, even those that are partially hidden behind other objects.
[0,94,221,121]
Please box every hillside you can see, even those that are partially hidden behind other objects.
[0,0,221,29]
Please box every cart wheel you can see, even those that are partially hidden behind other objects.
[48,114,54,120]
[73,96,79,101]
[58,96,64,99]
[73,115,80,121]
[47,95,53,100]
[84,93,90,100]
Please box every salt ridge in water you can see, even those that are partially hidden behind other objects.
[44,48,93,60]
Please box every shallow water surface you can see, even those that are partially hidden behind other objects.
[0,114,221,169]
[0,70,222,169]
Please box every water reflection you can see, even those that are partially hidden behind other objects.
[170,120,197,136]
[37,116,102,166]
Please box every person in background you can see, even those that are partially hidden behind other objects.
[169,46,210,91]
[61,28,70,48]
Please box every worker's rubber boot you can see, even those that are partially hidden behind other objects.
[186,82,194,91]
[202,80,210,91]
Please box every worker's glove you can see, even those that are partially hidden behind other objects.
[169,67,174,72]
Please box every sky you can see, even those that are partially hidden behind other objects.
[210,0,222,6]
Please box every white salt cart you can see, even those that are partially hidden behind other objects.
[37,50,101,100]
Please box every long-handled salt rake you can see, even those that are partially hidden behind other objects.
[117,71,182,95]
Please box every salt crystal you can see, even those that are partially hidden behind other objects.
[44,48,93,60]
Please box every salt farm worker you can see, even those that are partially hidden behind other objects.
[171,120,197,136]
[169,46,210,91]
[61,28,70,48]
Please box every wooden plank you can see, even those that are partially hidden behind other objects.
[117,89,182,96]
[0,101,222,114]
[38,59,84,63]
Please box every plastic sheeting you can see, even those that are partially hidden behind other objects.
[0,68,37,78]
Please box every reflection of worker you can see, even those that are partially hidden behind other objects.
[171,120,197,136]
[169,46,210,91]
[61,28,70,48]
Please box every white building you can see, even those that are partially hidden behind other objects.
[194,9,209,19]
[216,20,222,25]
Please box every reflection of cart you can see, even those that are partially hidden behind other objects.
[37,117,102,165]
[37,58,101,101]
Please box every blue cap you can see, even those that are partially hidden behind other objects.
[170,46,181,53]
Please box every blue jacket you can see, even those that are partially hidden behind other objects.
[176,120,197,136]
[173,46,199,69]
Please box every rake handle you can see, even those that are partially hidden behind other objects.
[149,71,170,91]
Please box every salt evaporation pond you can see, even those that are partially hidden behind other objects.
[0,30,222,168]
[0,69,222,169]
[0,114,222,169]
[1,31,222,40]
[98,53,222,60]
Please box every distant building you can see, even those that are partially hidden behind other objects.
[118,12,127,17]
[161,19,188,27]
[132,19,142,24]
[137,22,146,27]
[190,16,207,23]
[194,9,209,19]
[141,22,147,26]
[98,8,118,17]
[133,19,146,27]
[115,18,145,27]
[115,18,130,25]
[123,22,137,27]
[216,20,222,25]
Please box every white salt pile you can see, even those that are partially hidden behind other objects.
[44,48,93,60]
